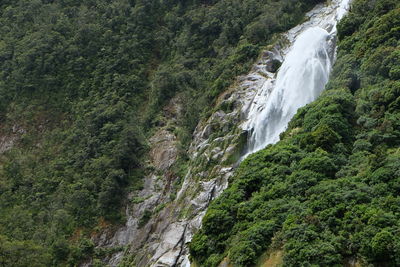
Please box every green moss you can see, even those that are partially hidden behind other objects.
[223,130,248,165]
[138,210,152,229]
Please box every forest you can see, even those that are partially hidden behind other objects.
[0,0,327,265]
[190,0,400,265]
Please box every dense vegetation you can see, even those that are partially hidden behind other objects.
[190,0,400,266]
[0,0,324,265]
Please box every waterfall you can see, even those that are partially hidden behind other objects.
[103,1,352,266]
[243,0,351,156]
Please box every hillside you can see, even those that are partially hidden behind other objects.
[0,0,327,266]
[0,0,398,266]
[190,0,400,266]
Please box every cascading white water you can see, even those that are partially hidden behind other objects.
[243,0,351,156]
[247,27,333,152]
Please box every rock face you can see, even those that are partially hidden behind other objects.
[150,129,178,171]
[96,50,275,266]
[0,124,26,154]
[94,1,350,266]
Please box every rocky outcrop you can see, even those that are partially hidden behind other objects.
[150,129,178,171]
[90,96,182,265]
[96,49,279,266]
[94,1,351,265]
[97,23,284,267]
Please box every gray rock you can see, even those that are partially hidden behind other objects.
[265,58,282,73]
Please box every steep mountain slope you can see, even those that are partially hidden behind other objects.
[0,0,326,266]
[190,0,400,266]
[106,0,354,266]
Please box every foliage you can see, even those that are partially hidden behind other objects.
[190,0,400,266]
[0,0,324,265]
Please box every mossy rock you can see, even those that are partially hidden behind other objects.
[223,130,248,165]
